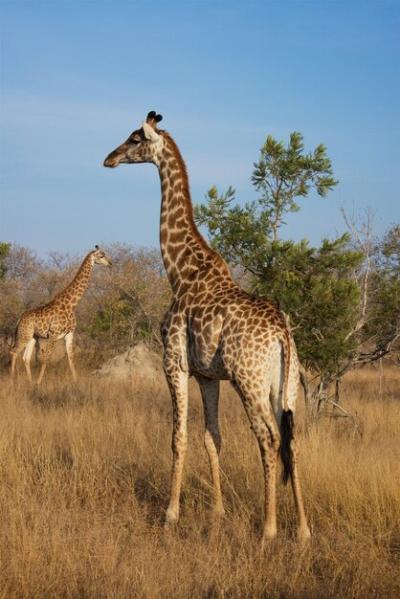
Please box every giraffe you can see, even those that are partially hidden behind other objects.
[104,112,311,542]
[10,246,112,384]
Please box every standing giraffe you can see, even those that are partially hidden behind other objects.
[104,112,310,542]
[10,246,112,384]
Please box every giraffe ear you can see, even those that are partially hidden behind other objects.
[142,121,161,143]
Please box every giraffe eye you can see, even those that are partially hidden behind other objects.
[130,135,141,145]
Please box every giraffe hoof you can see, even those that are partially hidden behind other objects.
[164,508,179,529]
[211,505,226,519]
[297,526,311,543]
[261,526,278,547]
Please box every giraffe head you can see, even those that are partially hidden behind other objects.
[92,245,113,267]
[103,111,164,168]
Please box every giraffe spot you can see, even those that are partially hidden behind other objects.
[175,206,184,219]
[175,217,186,228]
[169,230,186,244]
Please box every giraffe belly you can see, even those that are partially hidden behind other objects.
[188,313,231,379]
[189,350,231,380]
[34,324,68,340]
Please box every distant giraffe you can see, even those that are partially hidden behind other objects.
[10,246,112,384]
[104,112,310,542]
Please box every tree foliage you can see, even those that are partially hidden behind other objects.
[250,236,363,377]
[195,133,399,405]
[196,186,364,378]
[252,132,337,240]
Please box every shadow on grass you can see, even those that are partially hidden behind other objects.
[134,474,166,526]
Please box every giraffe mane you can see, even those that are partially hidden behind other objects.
[161,131,231,276]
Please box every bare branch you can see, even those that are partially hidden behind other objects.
[323,399,363,437]
[341,207,374,342]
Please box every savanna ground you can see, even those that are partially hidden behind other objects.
[0,361,399,598]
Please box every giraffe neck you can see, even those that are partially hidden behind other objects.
[55,253,94,309]
[157,134,231,294]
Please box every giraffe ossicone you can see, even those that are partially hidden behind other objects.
[104,112,311,543]
[142,121,162,143]
[10,246,112,385]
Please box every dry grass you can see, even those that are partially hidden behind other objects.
[0,365,399,598]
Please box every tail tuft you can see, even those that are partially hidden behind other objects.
[280,409,294,485]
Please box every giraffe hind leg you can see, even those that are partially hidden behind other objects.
[196,375,225,517]
[233,376,280,542]
[10,319,35,380]
[272,344,311,541]
[10,348,21,378]
[65,331,77,381]
[280,411,311,541]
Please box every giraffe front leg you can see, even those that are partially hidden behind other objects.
[37,339,55,385]
[164,351,189,527]
[65,331,77,381]
[196,375,225,518]
[260,426,280,543]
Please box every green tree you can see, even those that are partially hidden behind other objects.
[197,187,364,383]
[195,186,272,273]
[252,132,337,240]
[195,133,399,410]
[196,132,337,250]
[249,236,363,378]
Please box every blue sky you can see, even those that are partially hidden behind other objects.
[1,0,399,256]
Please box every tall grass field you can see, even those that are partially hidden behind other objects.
[0,366,399,598]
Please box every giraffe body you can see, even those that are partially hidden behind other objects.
[165,283,299,404]
[104,112,310,542]
[10,247,112,384]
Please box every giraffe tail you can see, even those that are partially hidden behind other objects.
[280,328,293,485]
[280,409,294,485]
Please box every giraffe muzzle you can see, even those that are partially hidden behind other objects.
[103,152,119,168]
